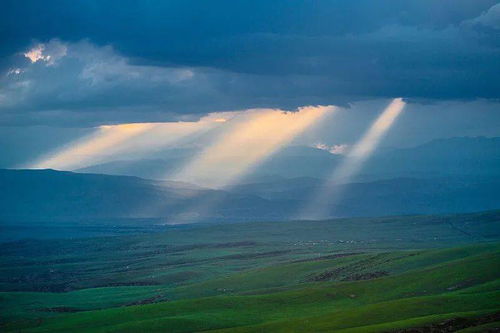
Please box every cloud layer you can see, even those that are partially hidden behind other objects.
[1,0,499,125]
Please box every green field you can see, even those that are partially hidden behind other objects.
[1,211,499,332]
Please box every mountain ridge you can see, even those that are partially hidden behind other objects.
[75,137,500,182]
[1,167,499,223]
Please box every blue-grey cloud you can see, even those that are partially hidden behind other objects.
[0,40,347,125]
[0,0,499,125]
[463,3,500,29]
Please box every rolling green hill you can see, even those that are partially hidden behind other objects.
[2,244,499,332]
[1,211,499,332]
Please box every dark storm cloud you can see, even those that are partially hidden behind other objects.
[0,40,346,126]
[0,0,499,125]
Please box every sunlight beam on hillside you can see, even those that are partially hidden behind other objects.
[158,105,335,224]
[168,106,335,189]
[298,98,406,220]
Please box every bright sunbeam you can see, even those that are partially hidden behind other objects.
[29,114,229,170]
[30,123,155,170]
[168,106,335,189]
[298,98,406,220]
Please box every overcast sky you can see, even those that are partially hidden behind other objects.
[0,0,499,168]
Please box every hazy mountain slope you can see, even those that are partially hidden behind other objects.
[363,137,500,180]
[76,145,341,180]
[257,137,500,181]
[0,169,278,222]
[332,177,500,217]
[1,168,499,222]
[77,137,500,182]
[233,176,500,217]
[77,158,182,180]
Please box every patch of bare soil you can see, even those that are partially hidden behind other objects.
[123,294,167,306]
[391,311,500,332]
[294,252,363,263]
[38,307,81,313]
[307,268,388,282]
[341,271,389,281]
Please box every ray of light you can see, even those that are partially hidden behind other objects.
[298,98,406,220]
[29,114,230,170]
[156,105,335,224]
[30,123,156,170]
[168,105,335,189]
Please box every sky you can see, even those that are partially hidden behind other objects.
[0,0,499,173]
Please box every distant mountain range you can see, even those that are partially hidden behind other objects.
[0,169,283,223]
[76,137,500,183]
[361,136,500,181]
[75,145,341,182]
[233,176,500,218]
[1,171,498,224]
[1,137,499,223]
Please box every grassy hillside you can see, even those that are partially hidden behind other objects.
[1,211,499,332]
[2,211,498,293]
[2,244,498,332]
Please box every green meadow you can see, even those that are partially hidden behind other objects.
[1,211,499,332]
